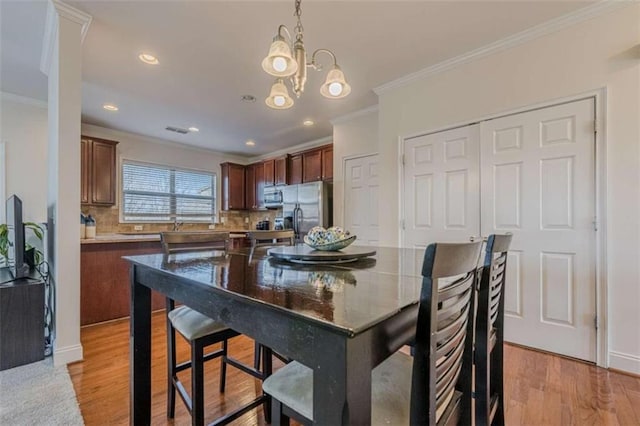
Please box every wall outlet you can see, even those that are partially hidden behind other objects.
[208,224,216,230]
[220,217,226,224]
[244,217,249,224]
[134,225,144,231]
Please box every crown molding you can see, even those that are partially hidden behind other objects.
[374,1,628,95]
[1,91,48,109]
[247,136,333,163]
[330,104,378,126]
[40,0,93,75]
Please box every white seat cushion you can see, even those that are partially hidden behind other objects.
[263,352,455,424]
[168,306,228,341]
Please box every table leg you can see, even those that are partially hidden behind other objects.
[313,337,372,425]
[130,265,152,425]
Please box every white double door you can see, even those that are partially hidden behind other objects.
[403,99,597,362]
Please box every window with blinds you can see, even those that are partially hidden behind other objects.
[122,161,216,222]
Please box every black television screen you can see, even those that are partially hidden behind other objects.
[6,195,27,279]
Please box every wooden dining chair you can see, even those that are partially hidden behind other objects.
[262,241,482,426]
[475,234,512,426]
[161,231,271,426]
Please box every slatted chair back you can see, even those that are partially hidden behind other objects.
[160,231,230,256]
[246,230,295,250]
[476,234,512,426]
[411,241,482,425]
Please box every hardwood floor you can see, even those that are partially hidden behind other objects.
[69,312,640,425]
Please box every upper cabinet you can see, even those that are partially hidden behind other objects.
[81,136,119,206]
[263,159,275,187]
[302,149,322,183]
[274,156,288,185]
[245,162,265,210]
[321,145,333,181]
[288,154,303,185]
[221,162,246,210]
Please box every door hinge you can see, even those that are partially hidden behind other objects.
[400,154,405,166]
[400,219,405,230]
[593,119,598,134]
[594,315,598,330]
[593,217,598,232]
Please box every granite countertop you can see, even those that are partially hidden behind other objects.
[80,230,253,245]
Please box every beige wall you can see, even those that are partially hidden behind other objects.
[0,95,48,223]
[372,5,639,372]
[332,109,378,227]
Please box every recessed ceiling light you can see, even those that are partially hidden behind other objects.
[188,127,199,132]
[241,95,256,103]
[245,140,256,146]
[138,53,159,65]
[103,104,119,111]
[303,119,315,126]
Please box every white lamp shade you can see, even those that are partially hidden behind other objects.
[262,38,298,77]
[266,79,294,109]
[320,65,351,99]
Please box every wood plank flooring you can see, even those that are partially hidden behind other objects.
[68,312,640,425]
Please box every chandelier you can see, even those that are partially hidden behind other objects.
[262,0,351,109]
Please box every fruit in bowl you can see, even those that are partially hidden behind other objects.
[304,226,356,251]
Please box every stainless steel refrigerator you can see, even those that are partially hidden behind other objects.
[281,182,333,241]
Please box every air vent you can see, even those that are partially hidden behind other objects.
[165,126,189,134]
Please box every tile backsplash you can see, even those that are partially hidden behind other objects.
[82,205,278,234]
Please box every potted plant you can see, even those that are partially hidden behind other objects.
[0,222,45,266]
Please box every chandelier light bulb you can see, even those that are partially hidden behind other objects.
[328,82,343,97]
[274,96,286,107]
[272,57,287,73]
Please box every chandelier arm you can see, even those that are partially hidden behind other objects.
[309,49,338,70]
[277,24,295,46]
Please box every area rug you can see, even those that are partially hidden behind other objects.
[0,358,84,425]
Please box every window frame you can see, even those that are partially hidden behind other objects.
[120,159,217,224]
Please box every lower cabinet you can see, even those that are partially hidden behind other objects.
[81,241,165,325]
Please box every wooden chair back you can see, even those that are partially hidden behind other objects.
[411,241,482,425]
[246,230,295,249]
[475,233,512,426]
[160,231,230,256]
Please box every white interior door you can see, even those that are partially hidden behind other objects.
[402,125,480,248]
[344,154,379,246]
[480,99,596,362]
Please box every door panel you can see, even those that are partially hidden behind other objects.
[480,98,596,361]
[344,155,379,246]
[403,125,480,248]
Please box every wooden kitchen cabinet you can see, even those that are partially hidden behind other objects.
[289,154,303,185]
[81,136,118,206]
[303,149,322,183]
[275,156,288,185]
[221,162,246,210]
[255,162,265,209]
[245,162,265,210]
[321,145,333,181]
[263,159,275,187]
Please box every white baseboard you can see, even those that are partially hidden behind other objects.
[609,350,640,375]
[53,343,84,366]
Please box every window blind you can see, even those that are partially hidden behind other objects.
[122,161,216,222]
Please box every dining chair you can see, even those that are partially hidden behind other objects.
[161,231,271,426]
[245,229,295,370]
[262,241,482,425]
[474,234,512,426]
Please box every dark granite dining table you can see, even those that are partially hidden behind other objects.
[125,246,427,425]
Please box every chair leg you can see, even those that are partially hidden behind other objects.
[219,339,228,393]
[254,342,262,372]
[262,346,273,424]
[271,399,290,426]
[191,340,205,426]
[167,318,177,418]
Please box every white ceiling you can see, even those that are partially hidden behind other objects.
[1,1,593,156]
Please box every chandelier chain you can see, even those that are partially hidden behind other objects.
[294,0,304,38]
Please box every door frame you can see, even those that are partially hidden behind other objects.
[398,88,608,367]
[342,152,379,228]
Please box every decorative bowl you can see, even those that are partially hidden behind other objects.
[304,234,357,251]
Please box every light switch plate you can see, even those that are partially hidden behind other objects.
[208,224,216,230]
[244,217,249,224]
[220,217,226,224]
[134,225,144,231]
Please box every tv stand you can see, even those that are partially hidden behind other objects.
[0,267,44,370]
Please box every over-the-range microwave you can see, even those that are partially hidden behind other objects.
[264,187,283,209]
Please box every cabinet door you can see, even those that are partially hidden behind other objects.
[263,159,275,187]
[321,145,333,181]
[81,138,91,204]
[254,162,265,209]
[303,149,322,183]
[90,139,118,205]
[245,164,256,210]
[275,157,288,185]
[222,163,246,210]
[289,154,303,185]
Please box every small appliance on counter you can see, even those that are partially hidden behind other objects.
[256,218,271,230]
[85,215,96,239]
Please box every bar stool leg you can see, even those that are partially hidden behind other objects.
[167,321,177,418]
[191,341,205,426]
[262,346,273,424]
[220,339,228,393]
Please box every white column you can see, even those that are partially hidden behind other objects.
[42,0,91,366]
